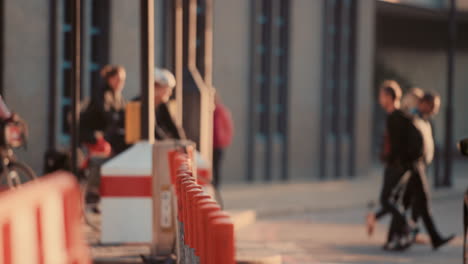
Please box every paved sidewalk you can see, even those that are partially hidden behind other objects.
[222,162,468,263]
[221,163,468,218]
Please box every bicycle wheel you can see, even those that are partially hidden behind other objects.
[4,161,37,188]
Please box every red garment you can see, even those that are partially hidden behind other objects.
[213,103,234,149]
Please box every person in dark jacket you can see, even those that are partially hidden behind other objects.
[366,81,413,250]
[153,68,186,140]
[80,65,128,154]
[132,68,185,140]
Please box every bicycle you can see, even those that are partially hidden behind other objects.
[0,118,37,188]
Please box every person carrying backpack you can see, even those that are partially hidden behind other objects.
[402,92,454,250]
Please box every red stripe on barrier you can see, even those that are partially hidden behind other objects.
[3,222,11,264]
[36,206,44,264]
[100,176,152,197]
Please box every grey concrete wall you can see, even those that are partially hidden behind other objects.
[212,0,250,183]
[288,0,323,180]
[377,48,468,146]
[3,0,50,174]
[109,0,141,100]
[354,0,375,175]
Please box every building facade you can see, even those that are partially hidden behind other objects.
[0,0,466,183]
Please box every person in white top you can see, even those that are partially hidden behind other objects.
[405,92,454,250]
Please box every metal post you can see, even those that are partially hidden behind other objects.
[0,0,3,96]
[140,0,155,143]
[347,0,358,178]
[48,0,58,150]
[175,0,183,127]
[246,0,260,182]
[71,0,82,176]
[279,0,291,181]
[443,0,456,187]
[263,0,273,182]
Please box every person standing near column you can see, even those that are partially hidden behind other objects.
[212,92,233,190]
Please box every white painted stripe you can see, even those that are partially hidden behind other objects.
[101,142,153,176]
[11,205,39,264]
[42,191,67,264]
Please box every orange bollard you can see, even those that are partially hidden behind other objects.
[185,186,203,248]
[206,212,231,264]
[188,191,208,250]
[190,194,212,257]
[176,175,192,218]
[195,199,218,258]
[197,203,221,264]
[168,151,181,185]
[209,218,235,264]
[179,180,197,224]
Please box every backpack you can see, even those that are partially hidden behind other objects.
[213,103,234,149]
[400,113,424,163]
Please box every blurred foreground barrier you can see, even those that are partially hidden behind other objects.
[173,153,235,264]
[0,172,90,264]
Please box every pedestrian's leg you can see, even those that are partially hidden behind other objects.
[379,167,408,234]
[212,148,222,189]
[386,216,398,244]
[412,163,454,249]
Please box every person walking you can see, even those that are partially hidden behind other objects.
[404,92,454,250]
[367,80,413,250]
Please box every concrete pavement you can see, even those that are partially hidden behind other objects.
[236,198,464,264]
[224,161,468,264]
[85,161,468,263]
[221,163,468,218]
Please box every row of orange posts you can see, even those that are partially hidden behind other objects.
[172,152,235,264]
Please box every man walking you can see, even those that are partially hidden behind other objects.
[367,81,412,250]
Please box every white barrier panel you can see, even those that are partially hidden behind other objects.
[100,142,153,243]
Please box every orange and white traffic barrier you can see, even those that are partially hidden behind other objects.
[0,172,90,264]
[100,140,194,251]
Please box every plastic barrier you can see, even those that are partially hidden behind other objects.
[171,153,235,264]
[0,172,90,264]
[100,140,198,248]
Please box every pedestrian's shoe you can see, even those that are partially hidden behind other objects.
[432,234,455,250]
[383,236,412,252]
[366,213,376,237]
[408,226,420,244]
